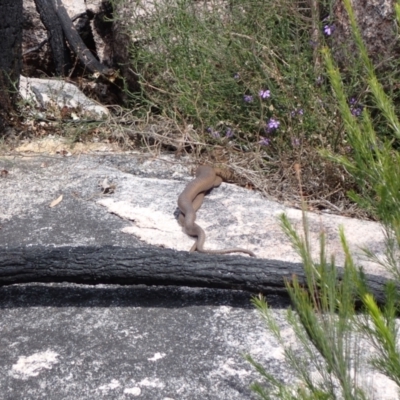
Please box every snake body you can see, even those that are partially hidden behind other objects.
[178,166,255,257]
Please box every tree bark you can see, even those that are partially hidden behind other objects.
[0,0,23,134]
[0,245,390,302]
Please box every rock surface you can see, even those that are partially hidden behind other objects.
[0,283,292,400]
[332,0,400,64]
[0,151,397,399]
[19,76,109,118]
[0,152,388,276]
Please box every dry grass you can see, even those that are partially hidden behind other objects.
[1,107,369,220]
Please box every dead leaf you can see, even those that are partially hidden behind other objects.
[49,194,63,208]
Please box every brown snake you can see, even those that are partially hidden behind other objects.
[177,166,255,257]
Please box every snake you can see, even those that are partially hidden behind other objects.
[177,165,256,257]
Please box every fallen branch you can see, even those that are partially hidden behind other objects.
[0,245,389,302]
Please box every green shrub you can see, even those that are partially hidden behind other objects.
[247,0,400,398]
[124,0,335,151]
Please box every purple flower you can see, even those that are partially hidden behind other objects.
[259,136,270,146]
[225,128,234,138]
[292,138,301,147]
[244,95,254,103]
[234,73,240,79]
[259,89,270,99]
[266,118,280,132]
[348,98,363,117]
[291,108,304,117]
[351,106,363,117]
[207,127,220,138]
[323,24,335,36]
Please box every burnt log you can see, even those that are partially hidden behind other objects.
[0,245,390,302]
[53,0,113,76]
[34,0,71,75]
[32,0,113,77]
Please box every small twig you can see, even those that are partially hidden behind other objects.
[23,39,48,56]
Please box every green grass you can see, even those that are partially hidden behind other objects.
[123,0,336,152]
